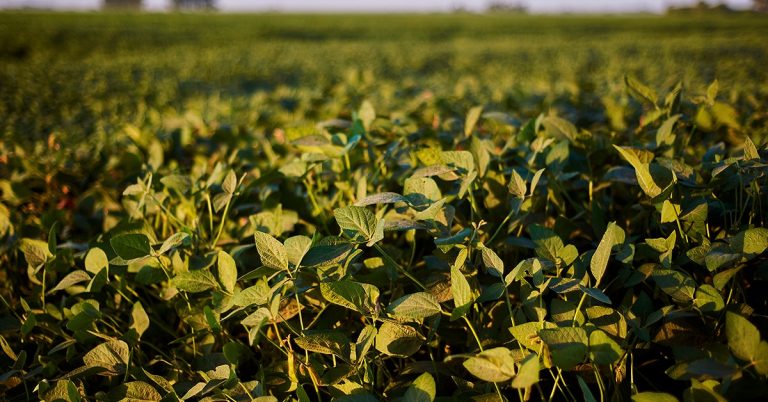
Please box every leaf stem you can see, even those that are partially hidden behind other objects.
[374,244,426,290]
[488,198,522,245]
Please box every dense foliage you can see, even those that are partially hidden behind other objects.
[1,12,768,402]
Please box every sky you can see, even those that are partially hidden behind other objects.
[0,0,755,13]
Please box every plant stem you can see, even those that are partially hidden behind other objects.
[488,198,522,245]
[374,244,426,290]
[210,194,233,249]
[572,293,587,327]
[463,315,506,401]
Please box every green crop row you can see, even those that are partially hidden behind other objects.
[1,12,767,402]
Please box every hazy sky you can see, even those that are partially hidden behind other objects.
[0,0,755,13]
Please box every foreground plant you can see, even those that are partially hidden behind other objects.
[1,76,767,401]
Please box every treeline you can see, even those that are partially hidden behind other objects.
[102,0,216,10]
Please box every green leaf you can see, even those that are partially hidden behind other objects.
[652,269,696,302]
[590,222,625,286]
[435,228,472,248]
[660,200,681,224]
[375,321,423,357]
[41,380,80,402]
[404,177,442,206]
[614,145,669,198]
[160,174,192,194]
[233,280,271,307]
[171,270,218,293]
[508,169,527,198]
[470,136,490,177]
[222,170,237,194]
[334,393,377,402]
[303,240,353,267]
[403,372,436,402]
[157,232,188,255]
[529,225,564,262]
[754,341,768,375]
[48,270,91,294]
[355,325,377,362]
[577,376,598,402]
[656,114,681,147]
[732,228,768,257]
[511,353,539,389]
[480,247,504,278]
[213,192,232,213]
[241,307,271,327]
[203,306,221,333]
[632,392,678,402]
[388,292,442,320]
[694,284,724,313]
[542,115,578,140]
[355,192,406,207]
[579,286,612,305]
[334,206,377,242]
[320,280,380,315]
[442,151,476,174]
[589,329,622,365]
[254,231,289,271]
[20,238,52,267]
[108,381,161,402]
[217,250,237,293]
[359,100,376,132]
[538,327,588,370]
[683,379,728,402]
[295,330,351,358]
[84,247,109,275]
[465,105,483,137]
[530,168,546,196]
[366,218,386,247]
[83,340,129,375]
[706,79,719,105]
[278,161,307,178]
[743,135,760,160]
[285,235,312,267]
[712,102,740,129]
[625,76,658,106]
[451,253,474,320]
[463,347,517,382]
[510,321,556,351]
[110,233,151,260]
[131,301,149,338]
[726,312,760,362]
